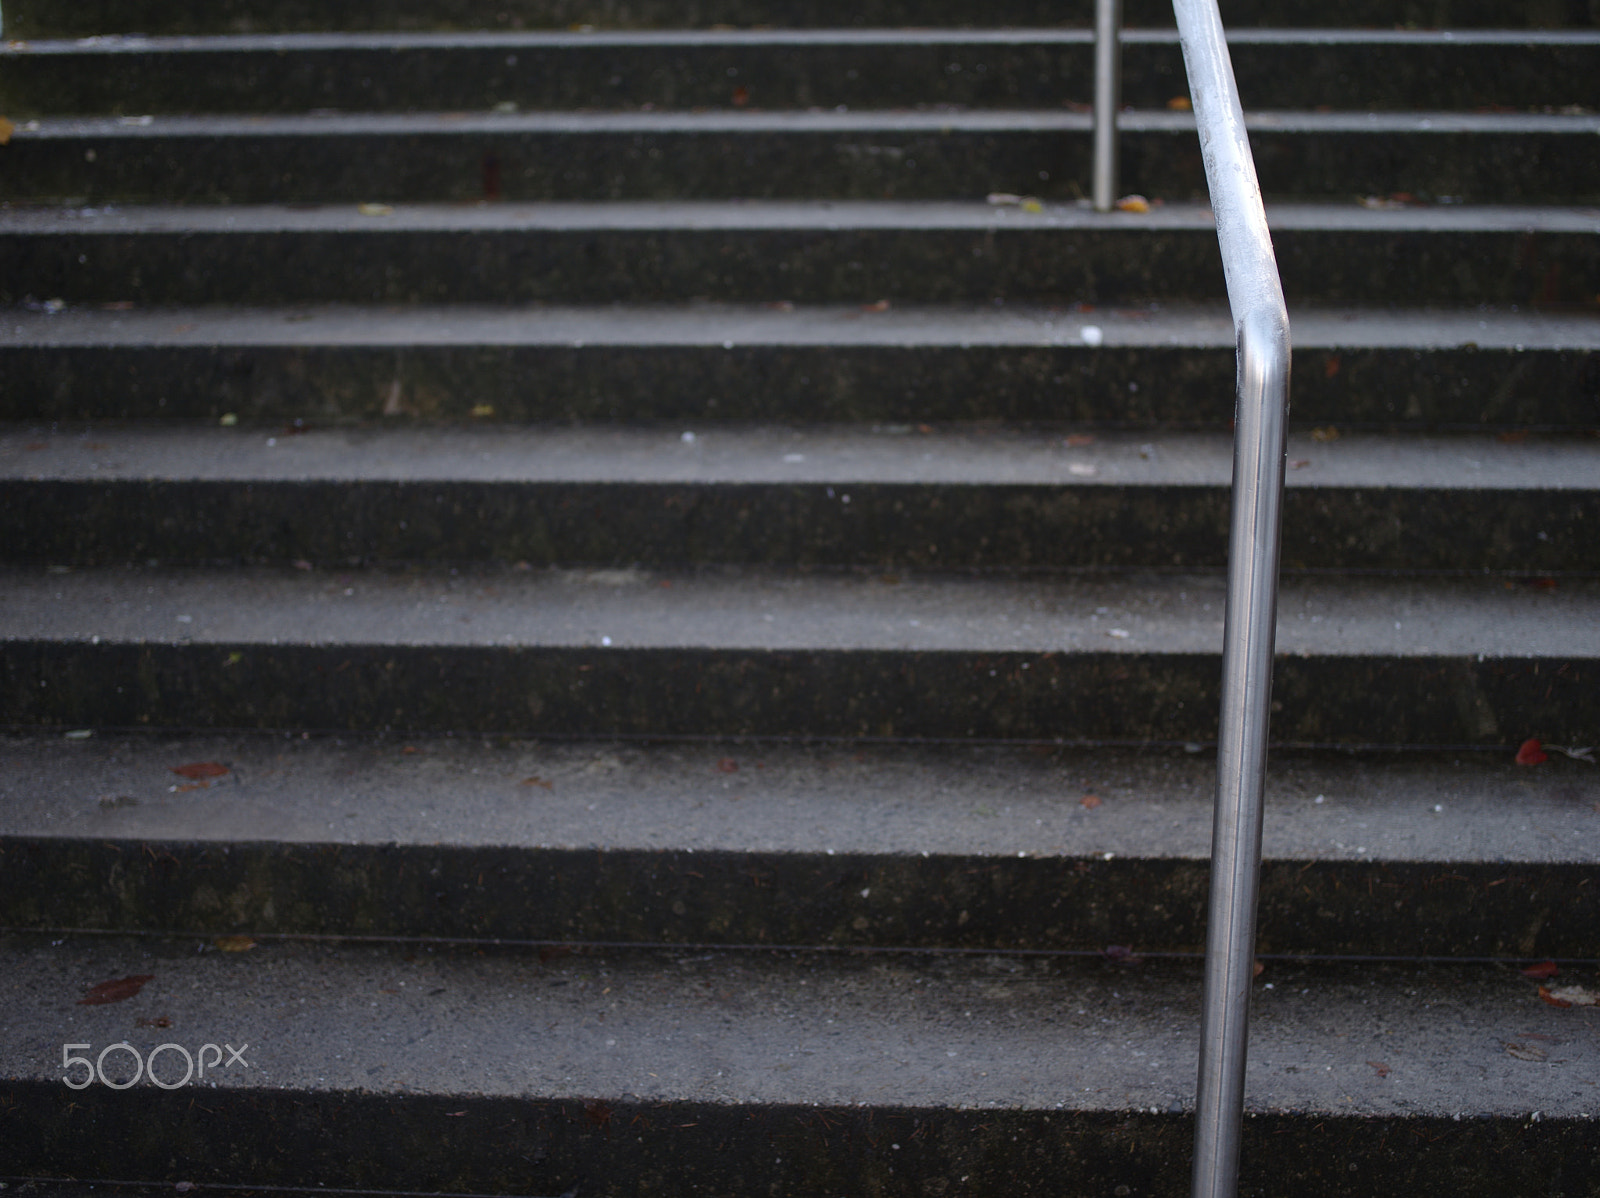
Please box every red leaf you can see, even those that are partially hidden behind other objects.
[172,761,229,779]
[716,758,739,773]
[731,85,750,106]
[1515,738,1548,766]
[585,1100,614,1127]
[1367,1060,1391,1078]
[1520,961,1560,979]
[1538,985,1574,1009]
[79,974,155,1005]
[1080,793,1102,809]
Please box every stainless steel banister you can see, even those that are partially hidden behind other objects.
[1092,0,1123,211]
[1167,2,1292,1197]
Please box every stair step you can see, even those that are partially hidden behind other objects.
[5,732,1597,953]
[4,303,1599,428]
[8,0,1597,37]
[6,110,1598,203]
[3,932,1597,1194]
[3,425,1596,571]
[5,566,1596,744]
[4,201,1594,306]
[6,29,1596,115]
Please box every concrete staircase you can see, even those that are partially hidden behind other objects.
[2,1,1598,1194]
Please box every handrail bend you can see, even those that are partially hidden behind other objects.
[1167,3,1292,1197]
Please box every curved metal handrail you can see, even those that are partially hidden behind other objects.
[1166,3,1292,1197]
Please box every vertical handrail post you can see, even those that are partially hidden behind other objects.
[1168,2,1292,1197]
[1092,0,1122,211]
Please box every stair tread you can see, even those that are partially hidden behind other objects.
[6,424,1599,490]
[5,566,1597,657]
[5,301,1599,351]
[15,28,1600,51]
[3,932,1594,1118]
[14,108,1600,136]
[6,733,1596,863]
[6,198,1594,232]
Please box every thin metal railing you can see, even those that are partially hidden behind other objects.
[1090,4,1292,1197]
[1092,0,1122,211]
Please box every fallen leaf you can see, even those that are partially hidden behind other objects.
[172,762,229,780]
[444,1110,467,1117]
[1103,945,1142,963]
[1523,577,1557,591]
[1323,353,1341,378]
[1080,793,1102,809]
[1020,199,1044,214]
[520,775,554,789]
[716,758,739,773]
[137,1015,173,1028]
[79,975,155,1005]
[1545,985,1600,1006]
[215,936,256,952]
[101,300,136,311]
[1497,429,1529,444]
[539,944,573,964]
[1166,96,1192,111]
[1114,194,1150,214]
[1252,960,1265,978]
[470,403,495,418]
[861,299,891,313]
[732,85,750,105]
[401,745,419,754]
[1290,458,1312,469]
[172,782,210,793]
[293,559,314,571]
[986,192,1024,205]
[1310,426,1340,442]
[1367,1060,1391,1078]
[1516,738,1548,766]
[584,1100,613,1127]
[1505,1041,1548,1061]
[0,116,13,145]
[358,202,394,216]
[220,413,239,426]
[1064,433,1096,447]
[1521,961,1560,979]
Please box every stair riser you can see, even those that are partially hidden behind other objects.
[4,837,1593,957]
[8,127,1598,204]
[3,480,1594,573]
[5,342,1598,429]
[7,0,1596,36]
[2,1079,1595,1197]
[5,642,1593,745]
[6,227,1591,306]
[9,42,1596,115]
